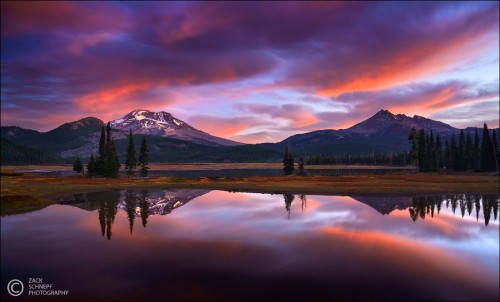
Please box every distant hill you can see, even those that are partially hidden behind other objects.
[281,109,489,154]
[1,137,64,165]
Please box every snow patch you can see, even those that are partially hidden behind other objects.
[173,119,182,126]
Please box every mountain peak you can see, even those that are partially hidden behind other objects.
[110,109,242,146]
[373,109,395,119]
[348,110,456,134]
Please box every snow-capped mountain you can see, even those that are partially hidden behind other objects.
[110,110,242,146]
[116,189,210,216]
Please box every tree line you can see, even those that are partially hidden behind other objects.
[73,124,150,177]
[306,151,411,166]
[408,123,498,172]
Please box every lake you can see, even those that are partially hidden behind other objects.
[1,190,498,301]
[13,166,416,177]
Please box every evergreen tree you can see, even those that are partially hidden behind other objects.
[444,139,450,169]
[464,132,473,170]
[427,130,435,171]
[473,128,481,171]
[73,157,83,174]
[417,129,427,172]
[450,134,457,170]
[125,130,137,176]
[282,146,295,175]
[480,123,495,172]
[492,129,499,173]
[138,136,150,177]
[456,129,465,171]
[98,122,120,178]
[106,122,112,147]
[408,127,418,166]
[297,153,307,176]
[97,126,106,176]
[435,134,442,170]
[87,153,97,176]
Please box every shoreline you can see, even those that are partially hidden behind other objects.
[1,173,498,215]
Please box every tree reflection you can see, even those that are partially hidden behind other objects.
[283,194,295,219]
[124,190,136,234]
[139,190,149,227]
[300,194,307,211]
[92,191,120,240]
[408,194,499,226]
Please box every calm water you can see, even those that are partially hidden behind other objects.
[16,167,416,177]
[1,191,498,301]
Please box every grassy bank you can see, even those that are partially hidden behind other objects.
[1,173,498,215]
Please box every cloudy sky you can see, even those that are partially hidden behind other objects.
[1,1,499,143]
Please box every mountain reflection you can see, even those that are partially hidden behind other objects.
[60,191,499,239]
[60,189,209,240]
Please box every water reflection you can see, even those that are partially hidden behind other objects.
[60,191,499,241]
[407,194,499,226]
[283,193,294,219]
[4,190,498,301]
[60,189,209,240]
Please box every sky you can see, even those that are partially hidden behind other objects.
[1,1,499,143]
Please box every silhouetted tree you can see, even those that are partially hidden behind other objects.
[492,129,499,173]
[105,140,120,178]
[456,129,465,171]
[408,127,418,166]
[297,153,307,176]
[87,153,97,176]
[138,136,149,177]
[473,128,481,171]
[464,132,473,170]
[73,156,83,174]
[417,129,428,172]
[125,130,137,176]
[97,126,106,176]
[450,134,458,170]
[435,134,443,170]
[282,146,295,175]
[480,123,495,172]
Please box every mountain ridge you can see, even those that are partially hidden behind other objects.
[1,109,497,163]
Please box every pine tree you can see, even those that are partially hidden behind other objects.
[480,123,495,172]
[473,128,481,171]
[282,146,295,175]
[73,157,83,174]
[408,127,418,166]
[492,129,499,173]
[97,126,106,176]
[125,130,137,176]
[450,134,457,170]
[456,129,465,171]
[87,153,97,176]
[111,140,121,177]
[138,136,149,177]
[464,132,473,170]
[417,129,427,172]
[435,134,442,170]
[444,139,450,169]
[297,153,306,176]
[427,130,435,171]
